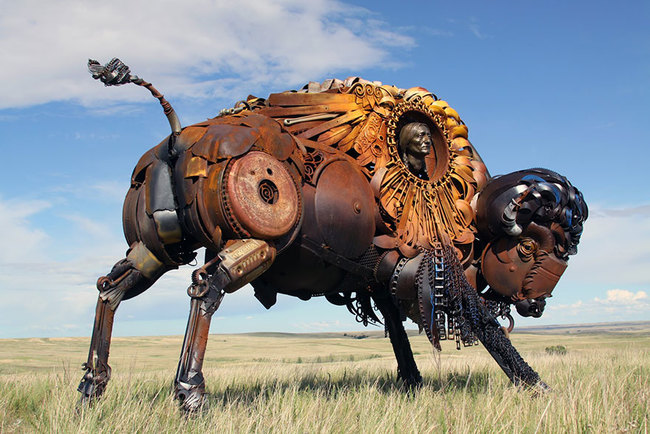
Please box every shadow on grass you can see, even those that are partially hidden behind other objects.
[126,368,495,409]
[210,369,495,406]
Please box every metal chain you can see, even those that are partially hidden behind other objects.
[389,257,408,295]
[425,244,480,349]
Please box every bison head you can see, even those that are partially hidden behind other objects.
[473,168,587,318]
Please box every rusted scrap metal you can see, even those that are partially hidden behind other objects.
[78,58,588,412]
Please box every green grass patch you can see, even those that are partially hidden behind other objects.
[545,345,568,355]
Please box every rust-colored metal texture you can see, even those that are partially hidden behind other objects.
[224,151,299,239]
[79,59,587,412]
[474,169,588,316]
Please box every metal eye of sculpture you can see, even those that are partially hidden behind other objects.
[78,58,588,412]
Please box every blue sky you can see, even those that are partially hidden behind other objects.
[0,0,648,338]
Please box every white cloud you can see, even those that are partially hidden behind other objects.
[468,17,490,40]
[48,180,129,205]
[0,197,51,262]
[60,214,117,241]
[542,289,649,324]
[87,181,130,203]
[0,194,126,337]
[594,289,647,305]
[0,0,414,110]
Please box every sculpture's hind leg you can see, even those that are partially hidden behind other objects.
[78,294,115,403]
[174,239,275,412]
[372,290,422,389]
[78,242,172,404]
[174,265,224,412]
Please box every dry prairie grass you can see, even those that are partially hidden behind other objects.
[0,328,648,433]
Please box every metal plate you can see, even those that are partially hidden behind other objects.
[225,151,299,238]
[192,124,258,162]
[314,160,375,258]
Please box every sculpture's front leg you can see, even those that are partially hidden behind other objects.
[418,245,547,388]
[371,289,422,389]
[464,292,548,389]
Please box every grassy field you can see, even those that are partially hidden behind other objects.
[0,324,648,433]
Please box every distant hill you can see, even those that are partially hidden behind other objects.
[240,321,650,339]
[514,321,650,335]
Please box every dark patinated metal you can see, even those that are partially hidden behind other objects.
[78,59,588,412]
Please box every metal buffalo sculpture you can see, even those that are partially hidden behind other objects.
[79,59,587,411]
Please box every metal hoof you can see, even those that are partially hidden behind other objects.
[175,383,207,413]
[76,390,99,414]
[77,368,107,407]
[175,385,207,413]
[398,372,423,392]
[533,380,552,395]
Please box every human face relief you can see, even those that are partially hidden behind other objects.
[406,124,433,157]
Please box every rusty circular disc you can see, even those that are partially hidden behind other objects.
[225,151,299,238]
